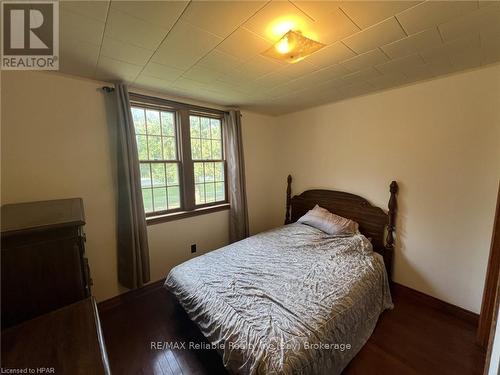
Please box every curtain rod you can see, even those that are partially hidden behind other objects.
[101,86,231,116]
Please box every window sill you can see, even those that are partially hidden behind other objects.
[146,204,230,225]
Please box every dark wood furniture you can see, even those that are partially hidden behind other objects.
[1,198,91,328]
[2,297,111,374]
[284,175,398,279]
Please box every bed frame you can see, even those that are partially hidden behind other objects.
[284,176,398,280]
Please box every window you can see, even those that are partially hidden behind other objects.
[132,106,181,215]
[130,95,228,221]
[190,115,225,205]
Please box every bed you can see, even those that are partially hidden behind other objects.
[164,176,399,374]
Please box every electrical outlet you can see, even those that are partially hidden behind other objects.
[191,244,196,253]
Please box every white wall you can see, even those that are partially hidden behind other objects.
[242,111,284,235]
[2,71,120,301]
[0,71,282,301]
[276,64,500,313]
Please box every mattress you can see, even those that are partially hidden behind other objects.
[164,223,393,374]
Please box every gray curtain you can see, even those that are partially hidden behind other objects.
[114,83,150,289]
[224,110,249,243]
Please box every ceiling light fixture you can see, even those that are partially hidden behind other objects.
[262,30,325,64]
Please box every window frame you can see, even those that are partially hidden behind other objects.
[129,93,229,224]
[189,111,228,209]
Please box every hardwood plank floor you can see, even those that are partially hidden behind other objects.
[99,286,485,375]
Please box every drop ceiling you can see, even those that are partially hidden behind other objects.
[59,0,500,115]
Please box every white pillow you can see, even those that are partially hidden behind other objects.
[297,205,359,235]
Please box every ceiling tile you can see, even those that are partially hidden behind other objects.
[442,33,481,55]
[167,85,230,104]
[218,70,253,86]
[282,65,350,93]
[262,85,294,99]
[273,65,349,95]
[243,1,315,42]
[182,1,266,38]
[340,81,375,98]
[274,71,324,92]
[233,82,263,96]
[341,67,382,86]
[420,46,452,66]
[441,33,481,67]
[317,76,347,90]
[279,78,314,93]
[59,40,100,77]
[59,10,104,77]
[238,56,283,79]
[339,1,421,29]
[59,59,97,79]
[381,27,442,59]
[312,64,351,81]
[279,60,319,78]
[439,6,500,42]
[152,21,222,70]
[425,59,453,76]
[420,33,481,72]
[449,48,482,71]
[254,71,290,88]
[58,0,499,116]
[174,77,212,91]
[343,17,406,54]
[217,28,271,62]
[403,64,436,82]
[366,71,408,89]
[60,10,105,46]
[375,53,425,75]
[100,36,153,66]
[292,1,342,21]
[181,65,225,84]
[60,39,100,64]
[419,46,450,65]
[95,56,143,82]
[197,50,244,74]
[340,49,389,72]
[208,80,239,92]
[110,1,188,31]
[312,8,360,44]
[307,42,356,68]
[396,1,478,35]
[60,0,109,22]
[105,8,168,50]
[141,62,184,81]
[134,74,176,93]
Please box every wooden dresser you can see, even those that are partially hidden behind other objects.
[1,198,92,328]
[1,297,111,374]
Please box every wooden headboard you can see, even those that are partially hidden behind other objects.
[284,175,398,280]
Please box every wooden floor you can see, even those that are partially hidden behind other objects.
[99,286,485,375]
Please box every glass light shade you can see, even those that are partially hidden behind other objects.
[262,30,325,64]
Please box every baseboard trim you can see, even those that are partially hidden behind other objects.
[97,278,166,313]
[392,282,479,326]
